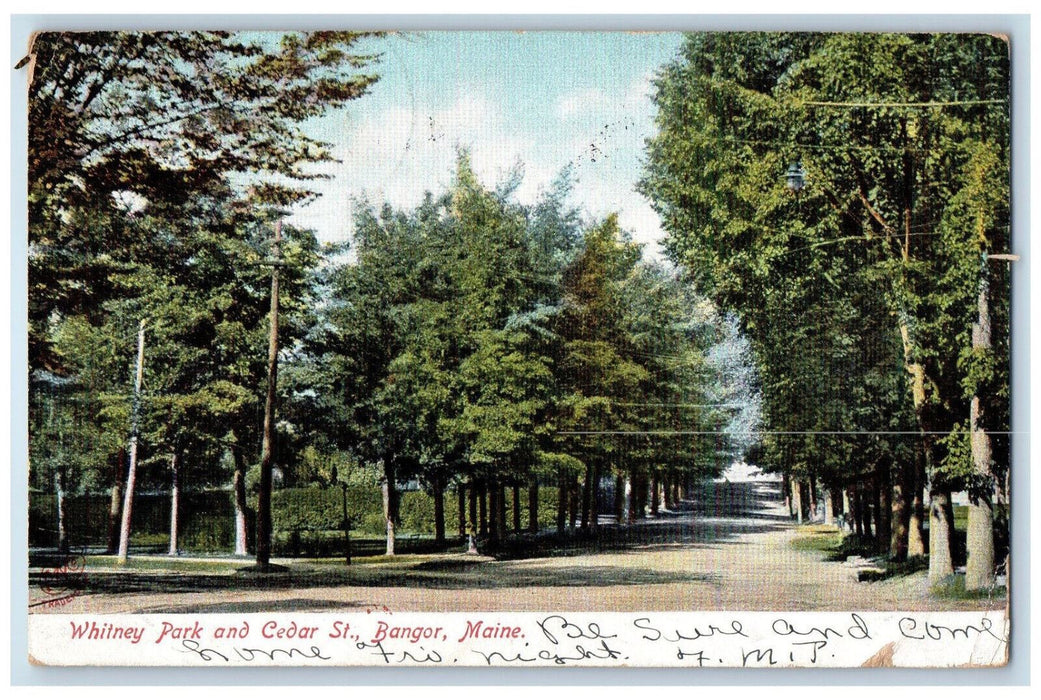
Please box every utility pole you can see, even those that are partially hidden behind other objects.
[256,220,283,569]
[117,319,146,565]
[965,251,1016,591]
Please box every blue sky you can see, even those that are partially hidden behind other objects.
[287,31,685,259]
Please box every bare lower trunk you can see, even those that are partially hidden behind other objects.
[874,470,890,547]
[556,470,566,535]
[457,485,466,538]
[468,481,478,537]
[232,441,250,557]
[55,469,68,553]
[106,447,126,553]
[928,489,955,585]
[965,260,997,591]
[634,471,647,520]
[831,487,844,526]
[907,479,926,556]
[382,467,398,556]
[792,479,803,524]
[966,499,995,590]
[512,485,521,533]
[489,481,500,543]
[622,473,634,525]
[841,488,852,530]
[589,466,600,531]
[807,475,818,521]
[478,482,487,537]
[890,469,909,561]
[782,473,791,515]
[580,464,593,529]
[860,486,873,539]
[650,472,660,516]
[528,479,539,534]
[168,452,180,556]
[497,483,507,539]
[824,488,835,525]
[568,477,578,530]
[433,477,446,545]
[849,488,863,536]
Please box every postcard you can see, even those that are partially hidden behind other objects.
[22,27,1013,668]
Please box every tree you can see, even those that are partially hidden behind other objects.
[26,30,381,369]
[641,32,1010,585]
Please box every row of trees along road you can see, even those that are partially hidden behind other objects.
[640,32,1011,591]
[27,32,748,566]
[281,155,743,555]
[27,31,381,568]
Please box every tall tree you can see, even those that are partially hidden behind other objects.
[641,32,1010,583]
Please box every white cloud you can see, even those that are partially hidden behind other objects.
[289,72,669,263]
[290,91,557,245]
[556,88,612,119]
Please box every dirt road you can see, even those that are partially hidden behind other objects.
[30,479,1002,614]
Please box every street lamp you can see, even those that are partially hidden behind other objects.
[785,162,806,194]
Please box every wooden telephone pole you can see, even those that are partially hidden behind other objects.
[255,220,283,569]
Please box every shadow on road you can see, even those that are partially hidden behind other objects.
[490,479,789,560]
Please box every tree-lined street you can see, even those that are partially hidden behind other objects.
[25,31,1011,607]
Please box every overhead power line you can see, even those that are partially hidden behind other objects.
[798,99,1007,108]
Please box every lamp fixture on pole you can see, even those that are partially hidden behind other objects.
[785,161,806,194]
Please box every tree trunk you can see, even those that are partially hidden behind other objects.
[928,488,955,585]
[614,474,624,519]
[106,447,125,553]
[650,472,660,516]
[634,471,647,519]
[860,485,873,539]
[512,485,521,533]
[168,451,180,556]
[433,476,446,545]
[468,481,478,537]
[622,473,634,525]
[580,464,593,529]
[382,464,398,556]
[807,476,818,521]
[848,487,863,536]
[497,483,508,538]
[488,481,500,543]
[528,479,539,534]
[54,468,68,553]
[231,442,251,556]
[568,476,579,530]
[478,482,488,537]
[890,466,909,561]
[824,487,835,525]
[589,465,600,531]
[117,319,146,564]
[782,473,792,515]
[792,478,803,524]
[458,484,466,538]
[907,475,926,556]
[966,253,998,591]
[842,488,852,531]
[874,471,890,547]
[556,470,566,535]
